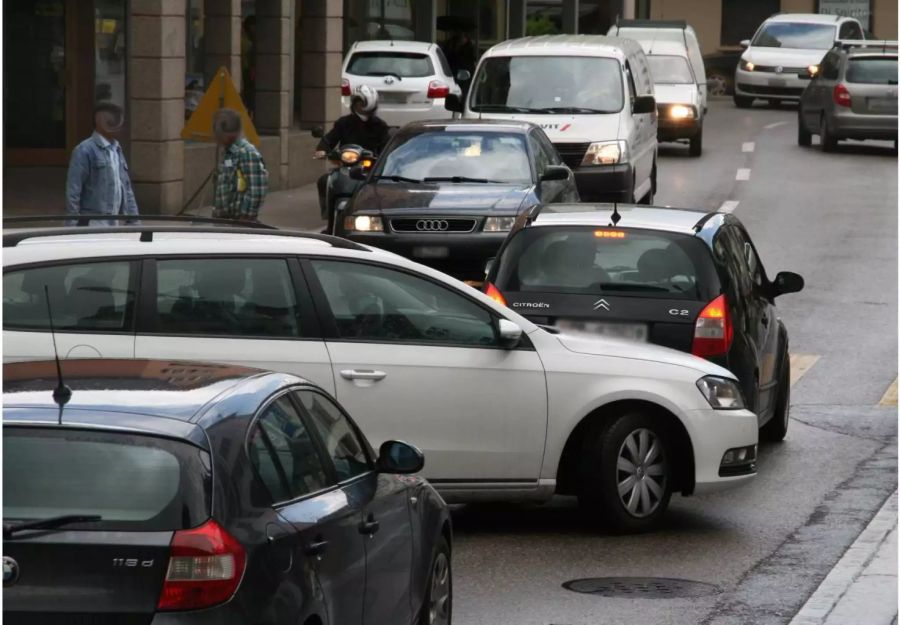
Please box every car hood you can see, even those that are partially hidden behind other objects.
[743,47,830,67]
[554,332,735,377]
[463,111,623,143]
[653,83,700,106]
[350,182,531,215]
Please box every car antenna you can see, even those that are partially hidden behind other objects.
[43,285,72,423]
[610,203,622,227]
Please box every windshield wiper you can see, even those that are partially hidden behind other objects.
[533,106,616,114]
[366,72,402,81]
[372,174,422,184]
[4,514,102,538]
[470,104,540,113]
[423,176,494,183]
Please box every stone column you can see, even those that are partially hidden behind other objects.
[299,0,343,129]
[130,0,186,215]
[255,0,294,185]
[204,0,242,86]
[622,0,635,19]
[508,0,527,39]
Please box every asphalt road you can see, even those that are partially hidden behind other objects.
[450,99,899,625]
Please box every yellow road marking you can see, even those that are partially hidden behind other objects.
[789,354,820,387]
[878,378,898,407]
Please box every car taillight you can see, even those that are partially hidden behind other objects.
[157,520,246,611]
[484,282,507,307]
[833,83,851,108]
[427,81,450,99]
[341,78,351,97]
[691,294,733,358]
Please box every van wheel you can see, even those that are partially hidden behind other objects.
[689,128,703,156]
[761,358,790,442]
[798,109,812,146]
[734,94,753,108]
[578,412,673,533]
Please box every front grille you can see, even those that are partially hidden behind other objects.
[553,142,591,169]
[738,83,805,96]
[390,218,477,233]
[753,65,806,74]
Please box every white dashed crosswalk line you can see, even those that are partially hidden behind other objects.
[742,142,755,152]
[736,168,752,181]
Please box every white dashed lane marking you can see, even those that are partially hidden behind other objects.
[790,354,820,387]
[719,200,740,213]
[736,168,752,181]
[742,142,755,152]
[764,121,788,130]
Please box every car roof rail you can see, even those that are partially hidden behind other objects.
[615,18,687,30]
[834,39,899,52]
[2,214,279,229]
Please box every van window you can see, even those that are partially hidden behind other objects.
[647,55,694,84]
[470,56,624,114]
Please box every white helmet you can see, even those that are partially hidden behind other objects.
[352,84,379,113]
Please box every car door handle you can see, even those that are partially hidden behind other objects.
[340,369,387,381]
[359,516,380,536]
[304,537,329,557]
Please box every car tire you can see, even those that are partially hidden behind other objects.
[419,536,452,625]
[797,109,812,146]
[734,94,753,108]
[761,357,791,442]
[689,128,703,157]
[578,412,674,533]
[820,114,837,152]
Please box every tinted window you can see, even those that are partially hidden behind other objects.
[471,56,624,113]
[821,52,841,80]
[846,57,898,84]
[4,261,134,332]
[495,226,718,300]
[347,52,434,78]
[311,260,499,346]
[647,55,694,84]
[155,258,301,337]
[751,22,837,49]
[379,131,531,184]
[249,396,332,503]
[435,47,453,77]
[839,22,864,40]
[296,390,371,482]
[3,427,210,530]
[529,134,549,174]
[535,131,562,166]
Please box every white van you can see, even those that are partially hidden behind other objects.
[446,35,658,204]
[609,20,707,156]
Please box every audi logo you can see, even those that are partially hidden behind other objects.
[416,219,449,231]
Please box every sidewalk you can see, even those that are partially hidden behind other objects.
[190,181,326,232]
[791,491,898,625]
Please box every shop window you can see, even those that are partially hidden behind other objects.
[94,0,127,111]
[526,1,563,35]
[242,1,256,118]
[721,0,778,46]
[344,0,418,48]
[578,1,616,35]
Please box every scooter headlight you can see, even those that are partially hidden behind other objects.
[341,150,361,165]
[344,215,384,232]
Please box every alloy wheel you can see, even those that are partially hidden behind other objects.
[616,428,667,518]
[428,552,451,625]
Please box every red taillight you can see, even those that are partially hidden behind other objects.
[157,520,246,611]
[691,294,733,358]
[427,81,450,99]
[484,282,507,307]
[833,83,851,108]
[341,78,351,97]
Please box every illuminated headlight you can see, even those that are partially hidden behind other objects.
[669,104,695,119]
[740,59,755,72]
[341,150,361,165]
[483,217,516,232]
[344,215,383,232]
[581,140,627,166]
[696,376,745,410]
[806,64,819,77]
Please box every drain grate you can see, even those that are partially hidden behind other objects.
[562,577,720,599]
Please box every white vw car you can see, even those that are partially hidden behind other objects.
[3,224,758,531]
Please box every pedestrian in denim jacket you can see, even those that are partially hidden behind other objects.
[65,102,139,226]
[212,108,268,222]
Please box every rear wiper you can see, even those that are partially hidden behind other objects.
[591,283,671,292]
[372,174,422,184]
[423,176,493,183]
[4,514,102,538]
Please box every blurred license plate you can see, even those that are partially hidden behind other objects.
[869,98,897,113]
[380,92,408,104]
[768,78,787,87]
[557,320,648,342]
[413,246,449,259]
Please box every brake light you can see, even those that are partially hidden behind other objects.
[341,78,351,97]
[691,294,733,358]
[427,81,450,99]
[158,520,246,611]
[594,230,626,239]
[833,83,851,108]
[485,282,507,307]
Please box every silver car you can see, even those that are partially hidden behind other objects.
[798,41,898,151]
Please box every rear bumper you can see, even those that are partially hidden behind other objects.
[735,68,807,100]
[571,163,634,202]
[341,97,454,127]
[831,111,898,140]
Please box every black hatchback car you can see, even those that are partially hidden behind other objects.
[339,119,579,278]
[3,359,451,625]
[485,204,805,441]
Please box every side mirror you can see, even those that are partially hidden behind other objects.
[484,257,495,277]
[772,271,804,297]
[376,440,424,474]
[455,69,472,83]
[633,94,656,115]
[540,165,570,182]
[311,126,324,139]
[740,39,750,49]
[349,165,367,181]
[444,93,463,113]
[496,318,523,349]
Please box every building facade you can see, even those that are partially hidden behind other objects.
[3,0,896,216]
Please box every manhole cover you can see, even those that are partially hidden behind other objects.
[562,577,720,599]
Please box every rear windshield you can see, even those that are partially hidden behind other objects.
[347,52,434,78]
[751,22,836,49]
[846,57,898,84]
[495,226,718,300]
[4,427,211,531]
[647,55,694,84]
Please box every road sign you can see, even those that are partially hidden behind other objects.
[181,66,260,146]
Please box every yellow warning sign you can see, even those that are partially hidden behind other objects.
[181,66,260,146]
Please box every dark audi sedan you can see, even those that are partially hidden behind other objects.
[3,359,451,625]
[339,119,579,278]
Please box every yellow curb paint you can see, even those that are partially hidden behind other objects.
[789,354,820,387]
[878,378,898,407]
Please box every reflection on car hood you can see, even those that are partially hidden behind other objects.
[350,182,532,215]
[743,47,830,67]
[653,83,700,105]
[462,112,623,143]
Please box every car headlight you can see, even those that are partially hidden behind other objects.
[344,215,383,232]
[669,104,695,119]
[581,140,627,166]
[483,216,516,232]
[696,376,745,410]
[806,64,819,77]
[740,59,755,72]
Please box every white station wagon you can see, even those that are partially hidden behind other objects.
[3,224,758,531]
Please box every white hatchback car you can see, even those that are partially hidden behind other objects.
[341,40,465,128]
[3,224,758,531]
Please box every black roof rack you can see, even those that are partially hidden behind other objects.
[2,214,278,229]
[615,19,688,30]
[833,39,898,52]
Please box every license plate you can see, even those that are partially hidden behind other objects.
[768,78,787,87]
[412,246,449,259]
[869,98,897,113]
[557,320,648,342]
[379,92,408,104]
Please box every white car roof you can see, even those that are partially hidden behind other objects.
[766,13,845,25]
[483,35,636,60]
[350,40,436,54]
[644,41,691,57]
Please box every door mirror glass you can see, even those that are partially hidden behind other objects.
[496,318,523,348]
[455,69,472,83]
[444,93,463,113]
[376,440,424,474]
[633,94,656,114]
[540,165,570,182]
[311,126,325,139]
[772,271,804,297]
[740,39,751,49]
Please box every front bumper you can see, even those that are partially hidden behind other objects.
[735,68,808,101]
[571,163,633,202]
[685,407,759,496]
[657,117,701,141]
[831,110,898,140]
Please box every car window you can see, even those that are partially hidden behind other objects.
[647,55,695,84]
[295,390,371,482]
[310,259,499,347]
[751,22,837,49]
[839,22,864,40]
[720,227,754,296]
[733,226,766,288]
[821,52,841,80]
[535,131,563,166]
[248,395,332,504]
[529,133,549,174]
[625,63,638,102]
[3,261,135,332]
[846,56,898,84]
[435,47,453,77]
[346,52,435,78]
[154,258,301,338]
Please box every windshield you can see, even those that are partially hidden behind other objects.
[751,22,836,49]
[378,131,532,184]
[647,55,694,84]
[846,57,898,84]
[346,52,434,78]
[470,56,624,114]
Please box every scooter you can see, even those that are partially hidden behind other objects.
[311,128,374,235]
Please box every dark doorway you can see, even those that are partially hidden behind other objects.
[721,0,780,46]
